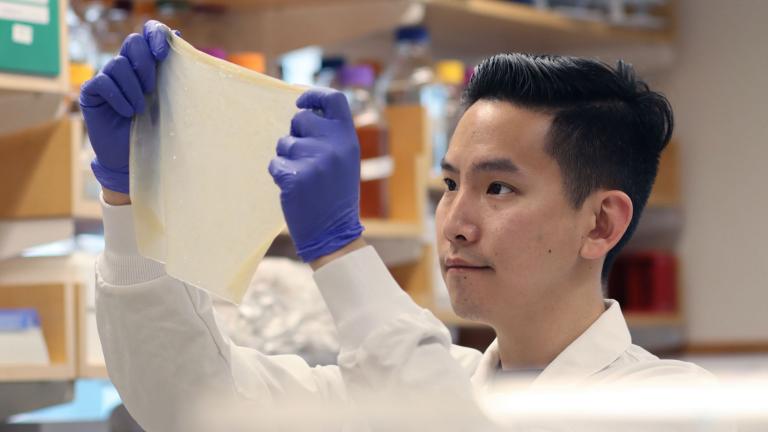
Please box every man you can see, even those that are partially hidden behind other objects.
[83,21,712,431]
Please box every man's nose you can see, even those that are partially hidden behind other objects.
[442,190,481,245]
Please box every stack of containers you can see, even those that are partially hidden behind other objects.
[423,60,465,176]
[377,25,435,107]
[339,65,391,219]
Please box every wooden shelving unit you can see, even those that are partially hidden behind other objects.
[0,256,78,383]
[0,116,101,223]
[425,0,673,54]
[0,115,99,259]
[95,0,676,76]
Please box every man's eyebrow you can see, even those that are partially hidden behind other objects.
[441,157,521,175]
[440,159,458,173]
[473,158,520,174]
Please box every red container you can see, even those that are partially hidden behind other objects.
[608,251,678,313]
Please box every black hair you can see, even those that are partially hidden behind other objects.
[463,53,673,283]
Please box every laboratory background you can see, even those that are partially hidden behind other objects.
[0,0,766,430]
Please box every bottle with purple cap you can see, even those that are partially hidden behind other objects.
[339,64,391,219]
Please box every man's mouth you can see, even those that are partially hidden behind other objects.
[445,257,493,272]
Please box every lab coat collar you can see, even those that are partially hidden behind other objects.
[471,299,631,390]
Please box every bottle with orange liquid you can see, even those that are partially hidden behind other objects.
[339,65,391,219]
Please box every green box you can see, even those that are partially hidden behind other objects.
[0,0,60,76]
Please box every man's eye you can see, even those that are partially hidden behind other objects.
[487,182,514,195]
[444,178,457,191]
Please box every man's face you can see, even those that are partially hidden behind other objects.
[435,100,588,325]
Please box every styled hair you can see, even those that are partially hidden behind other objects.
[463,53,674,282]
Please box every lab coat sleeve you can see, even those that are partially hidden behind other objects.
[314,246,480,401]
[95,195,346,432]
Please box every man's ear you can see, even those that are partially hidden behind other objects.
[580,190,633,260]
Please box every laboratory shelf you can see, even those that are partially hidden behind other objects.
[134,0,676,74]
[317,0,675,75]
[0,364,76,383]
[136,0,415,60]
[0,72,67,95]
[0,218,75,261]
[424,0,673,54]
[624,312,684,328]
[77,363,108,380]
[0,256,80,383]
[0,117,101,225]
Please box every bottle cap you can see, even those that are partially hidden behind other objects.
[320,56,346,71]
[436,60,465,85]
[339,65,375,88]
[395,25,430,43]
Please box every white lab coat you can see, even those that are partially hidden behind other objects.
[95,196,716,432]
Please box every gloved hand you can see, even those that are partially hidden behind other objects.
[269,88,365,263]
[80,20,175,194]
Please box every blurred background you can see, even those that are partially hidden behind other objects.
[0,0,766,430]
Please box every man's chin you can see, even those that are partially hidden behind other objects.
[449,296,487,324]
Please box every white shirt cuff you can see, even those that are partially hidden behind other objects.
[99,192,166,285]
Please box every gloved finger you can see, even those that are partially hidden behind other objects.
[79,73,134,118]
[290,109,327,138]
[276,135,299,158]
[119,33,157,93]
[103,56,146,114]
[268,156,303,185]
[296,88,352,122]
[143,20,172,61]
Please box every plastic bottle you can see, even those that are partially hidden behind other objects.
[422,59,465,176]
[377,25,434,106]
[339,65,391,219]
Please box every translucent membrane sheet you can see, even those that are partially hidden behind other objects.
[130,32,305,304]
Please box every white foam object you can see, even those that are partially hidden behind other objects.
[0,328,49,366]
[130,32,306,304]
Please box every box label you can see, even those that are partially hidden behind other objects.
[0,0,59,76]
[0,1,49,25]
[11,22,32,44]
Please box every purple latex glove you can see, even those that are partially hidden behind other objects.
[79,20,175,194]
[269,88,365,262]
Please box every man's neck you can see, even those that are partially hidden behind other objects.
[494,281,606,371]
